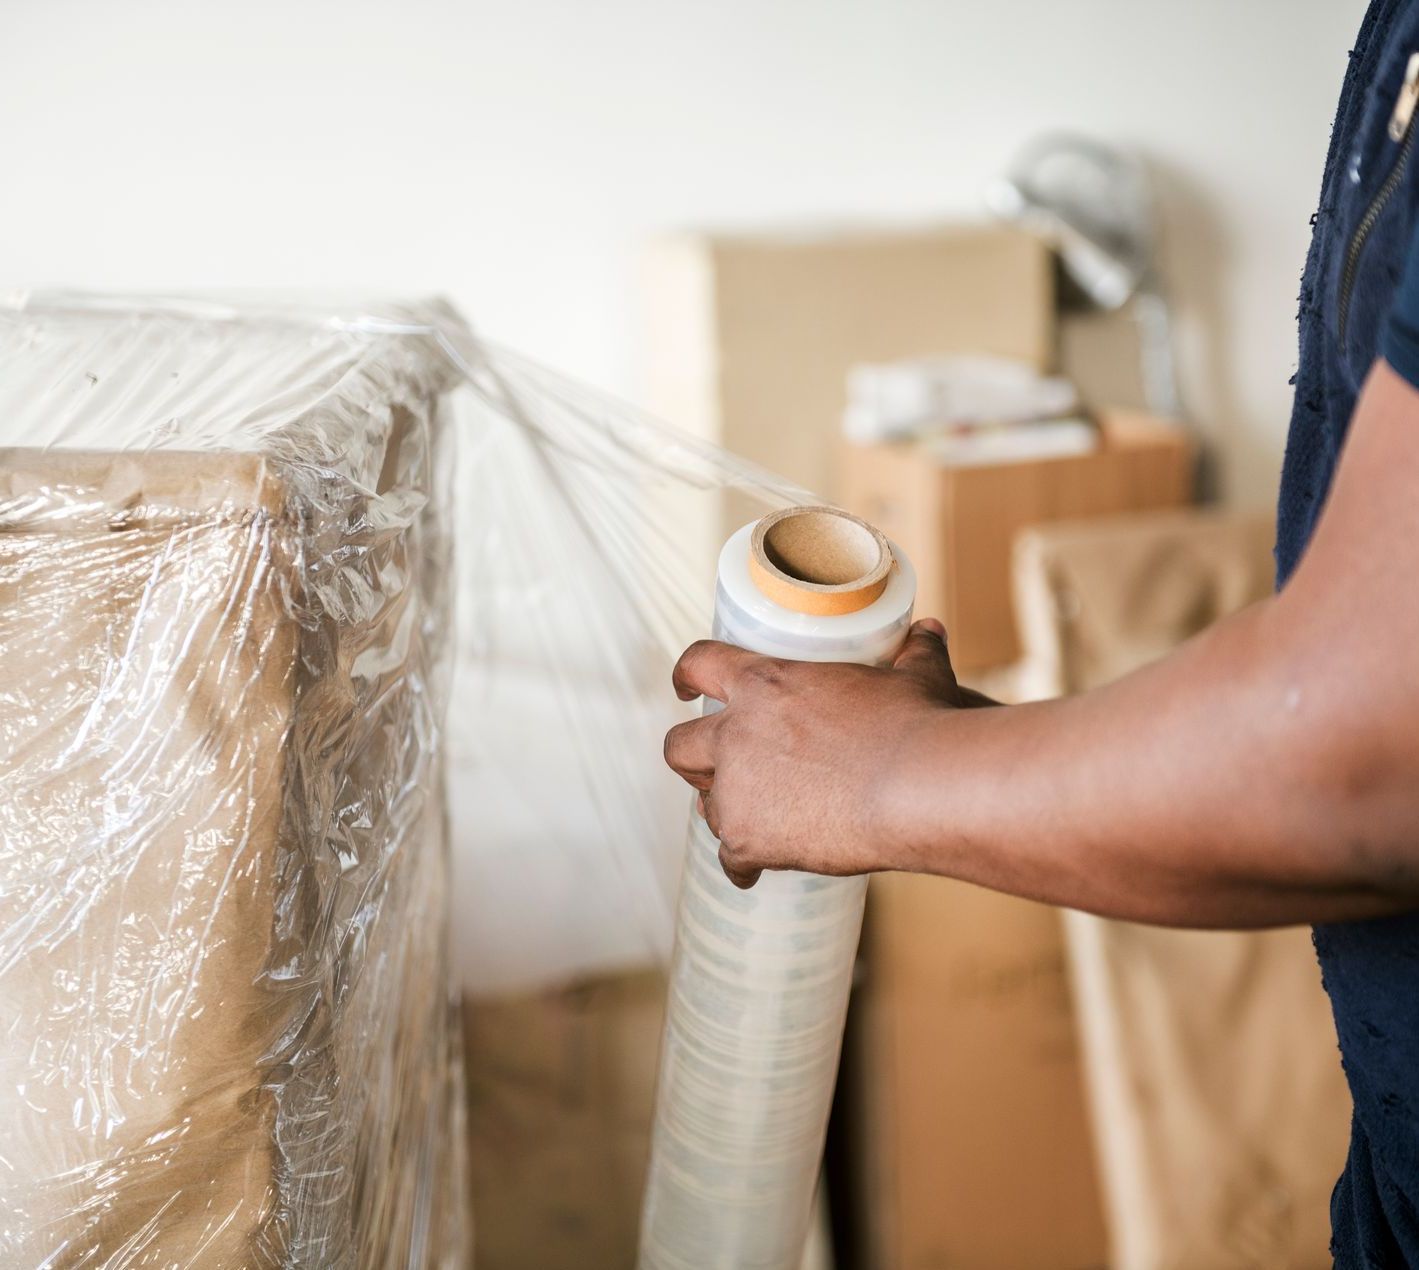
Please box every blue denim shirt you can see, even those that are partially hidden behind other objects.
[1277,2,1419,1263]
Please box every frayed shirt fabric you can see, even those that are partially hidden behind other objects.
[1277,1,1419,1264]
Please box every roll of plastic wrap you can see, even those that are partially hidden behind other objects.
[639,507,916,1270]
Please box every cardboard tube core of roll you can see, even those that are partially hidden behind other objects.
[748,506,893,616]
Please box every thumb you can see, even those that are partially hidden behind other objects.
[892,618,957,687]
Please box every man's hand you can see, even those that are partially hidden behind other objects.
[662,618,971,888]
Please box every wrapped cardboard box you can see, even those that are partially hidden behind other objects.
[0,299,469,1266]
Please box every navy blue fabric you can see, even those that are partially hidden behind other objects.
[1278,2,1419,1265]
[1382,217,1419,387]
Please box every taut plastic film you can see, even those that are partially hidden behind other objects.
[0,292,804,1265]
[639,507,916,1270]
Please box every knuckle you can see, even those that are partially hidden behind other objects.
[673,639,712,683]
[662,722,685,767]
[684,638,720,670]
[663,719,706,772]
[716,811,744,847]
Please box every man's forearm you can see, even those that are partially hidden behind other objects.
[665,363,1419,918]
[877,362,1419,927]
[882,590,1419,927]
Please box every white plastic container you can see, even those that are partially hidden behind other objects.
[639,506,916,1270]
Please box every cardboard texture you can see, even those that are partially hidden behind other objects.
[749,505,892,616]
[1066,920,1349,1270]
[1012,509,1351,1270]
[1058,306,1152,415]
[849,876,1110,1270]
[463,974,834,1270]
[838,410,1195,671]
[0,453,295,1265]
[463,974,666,1270]
[1011,508,1276,699]
[639,224,1053,527]
[0,304,468,1266]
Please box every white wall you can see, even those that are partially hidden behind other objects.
[2,0,1366,505]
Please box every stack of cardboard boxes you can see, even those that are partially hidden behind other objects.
[641,224,1192,1269]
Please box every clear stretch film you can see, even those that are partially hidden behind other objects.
[639,513,916,1270]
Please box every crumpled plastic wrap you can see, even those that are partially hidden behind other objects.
[0,292,802,1265]
[0,294,470,1266]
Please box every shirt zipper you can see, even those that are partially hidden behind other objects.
[1338,51,1419,348]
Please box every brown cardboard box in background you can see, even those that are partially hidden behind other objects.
[850,877,1110,1270]
[1011,510,1348,1270]
[640,225,1053,544]
[463,974,665,1270]
[1059,306,1151,414]
[838,410,1194,671]
[464,975,835,1270]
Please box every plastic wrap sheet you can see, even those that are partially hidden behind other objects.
[447,337,805,997]
[0,292,806,1265]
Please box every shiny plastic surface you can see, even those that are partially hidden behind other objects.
[0,295,468,1266]
[639,525,915,1270]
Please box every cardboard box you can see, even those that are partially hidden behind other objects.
[838,410,1194,671]
[639,224,1054,526]
[463,973,666,1270]
[847,877,1109,1270]
[838,417,1194,1269]
[463,973,834,1270]
[1066,917,1348,1270]
[0,307,467,1265]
